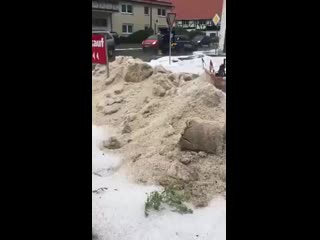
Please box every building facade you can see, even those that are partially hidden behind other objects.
[170,0,223,36]
[92,0,120,31]
[92,0,173,36]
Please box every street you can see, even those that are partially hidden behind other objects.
[114,43,220,62]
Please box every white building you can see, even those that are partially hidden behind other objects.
[92,0,173,36]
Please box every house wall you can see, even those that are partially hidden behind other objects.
[92,10,112,31]
[112,1,172,36]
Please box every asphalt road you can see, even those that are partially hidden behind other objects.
[92,44,222,70]
[114,43,219,62]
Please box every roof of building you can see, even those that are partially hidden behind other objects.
[171,0,223,20]
[129,0,173,7]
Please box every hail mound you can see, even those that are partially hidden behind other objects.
[92,56,226,207]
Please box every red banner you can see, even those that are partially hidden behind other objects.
[92,34,107,64]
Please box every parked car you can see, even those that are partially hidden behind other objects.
[192,35,212,47]
[142,35,160,53]
[92,30,115,58]
[210,33,219,42]
[110,31,120,45]
[159,33,169,53]
[172,35,197,52]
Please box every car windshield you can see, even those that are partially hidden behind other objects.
[176,35,189,41]
[147,35,158,40]
[193,35,204,40]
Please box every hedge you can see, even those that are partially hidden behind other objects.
[119,29,154,44]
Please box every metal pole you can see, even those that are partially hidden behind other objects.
[150,6,152,31]
[110,14,113,32]
[169,27,172,64]
[105,35,109,78]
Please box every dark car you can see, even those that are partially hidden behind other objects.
[159,32,170,54]
[192,35,212,47]
[172,35,197,52]
[110,31,120,45]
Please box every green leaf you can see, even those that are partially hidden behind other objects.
[144,186,193,217]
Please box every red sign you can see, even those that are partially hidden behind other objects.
[92,34,108,64]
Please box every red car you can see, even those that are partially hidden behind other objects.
[142,35,160,52]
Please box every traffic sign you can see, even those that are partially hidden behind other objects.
[92,34,107,65]
[212,14,220,26]
[167,12,176,28]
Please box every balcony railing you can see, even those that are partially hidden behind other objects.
[92,1,119,11]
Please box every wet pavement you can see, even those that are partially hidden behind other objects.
[93,47,224,70]
[114,44,220,62]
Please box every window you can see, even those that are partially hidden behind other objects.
[121,4,126,12]
[177,36,189,41]
[121,4,133,14]
[210,33,217,38]
[92,18,107,27]
[147,35,158,40]
[158,8,166,16]
[144,7,149,15]
[106,33,113,40]
[122,24,133,33]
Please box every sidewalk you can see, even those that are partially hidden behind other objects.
[116,43,142,50]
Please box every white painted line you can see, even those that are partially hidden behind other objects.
[116,48,142,51]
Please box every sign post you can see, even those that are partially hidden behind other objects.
[212,14,221,55]
[105,35,109,78]
[92,34,109,78]
[167,12,176,65]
